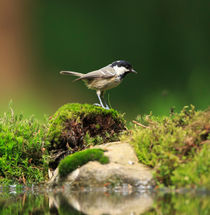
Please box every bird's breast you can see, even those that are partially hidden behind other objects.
[85,77,122,91]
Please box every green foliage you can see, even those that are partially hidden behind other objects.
[0,104,49,184]
[59,148,109,178]
[124,105,210,187]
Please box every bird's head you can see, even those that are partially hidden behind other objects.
[111,60,137,75]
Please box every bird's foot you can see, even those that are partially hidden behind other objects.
[104,105,110,110]
[93,103,110,109]
[93,103,101,107]
[94,103,106,108]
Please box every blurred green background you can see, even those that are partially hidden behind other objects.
[0,0,209,120]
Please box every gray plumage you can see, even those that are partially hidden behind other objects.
[60,65,115,81]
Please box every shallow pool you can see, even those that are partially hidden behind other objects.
[0,185,209,215]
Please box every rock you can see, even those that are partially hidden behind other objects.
[49,142,155,190]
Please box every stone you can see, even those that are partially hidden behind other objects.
[48,142,155,190]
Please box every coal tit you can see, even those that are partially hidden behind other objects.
[60,60,137,109]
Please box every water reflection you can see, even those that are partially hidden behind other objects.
[0,186,209,215]
[49,190,153,215]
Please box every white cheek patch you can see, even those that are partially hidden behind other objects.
[113,65,128,75]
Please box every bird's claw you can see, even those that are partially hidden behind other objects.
[93,103,110,109]
[105,105,110,110]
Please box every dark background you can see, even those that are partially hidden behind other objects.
[0,0,209,120]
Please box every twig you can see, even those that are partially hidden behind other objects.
[145,115,157,125]
[132,120,149,128]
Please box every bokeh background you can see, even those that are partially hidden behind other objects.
[0,0,209,120]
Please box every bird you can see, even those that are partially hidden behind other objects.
[60,60,137,109]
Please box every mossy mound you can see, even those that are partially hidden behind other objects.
[47,103,125,169]
[59,148,109,178]
[124,106,210,188]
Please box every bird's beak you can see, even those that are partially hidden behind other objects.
[130,69,137,73]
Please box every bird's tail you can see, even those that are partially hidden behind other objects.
[60,71,83,81]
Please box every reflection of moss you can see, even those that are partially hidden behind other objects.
[123,106,210,188]
[59,148,109,178]
[47,103,125,169]
[143,192,210,215]
[0,193,50,214]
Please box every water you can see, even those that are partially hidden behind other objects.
[0,185,209,215]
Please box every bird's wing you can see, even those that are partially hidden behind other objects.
[76,66,115,81]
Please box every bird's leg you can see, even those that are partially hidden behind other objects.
[101,91,110,109]
[95,90,106,109]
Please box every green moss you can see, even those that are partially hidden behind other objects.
[47,103,125,169]
[59,148,109,178]
[49,102,122,125]
[123,105,210,187]
[171,144,210,189]
[0,103,49,184]
[48,103,124,143]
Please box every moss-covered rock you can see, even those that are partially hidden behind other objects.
[47,103,125,169]
[49,142,154,189]
[59,148,109,178]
